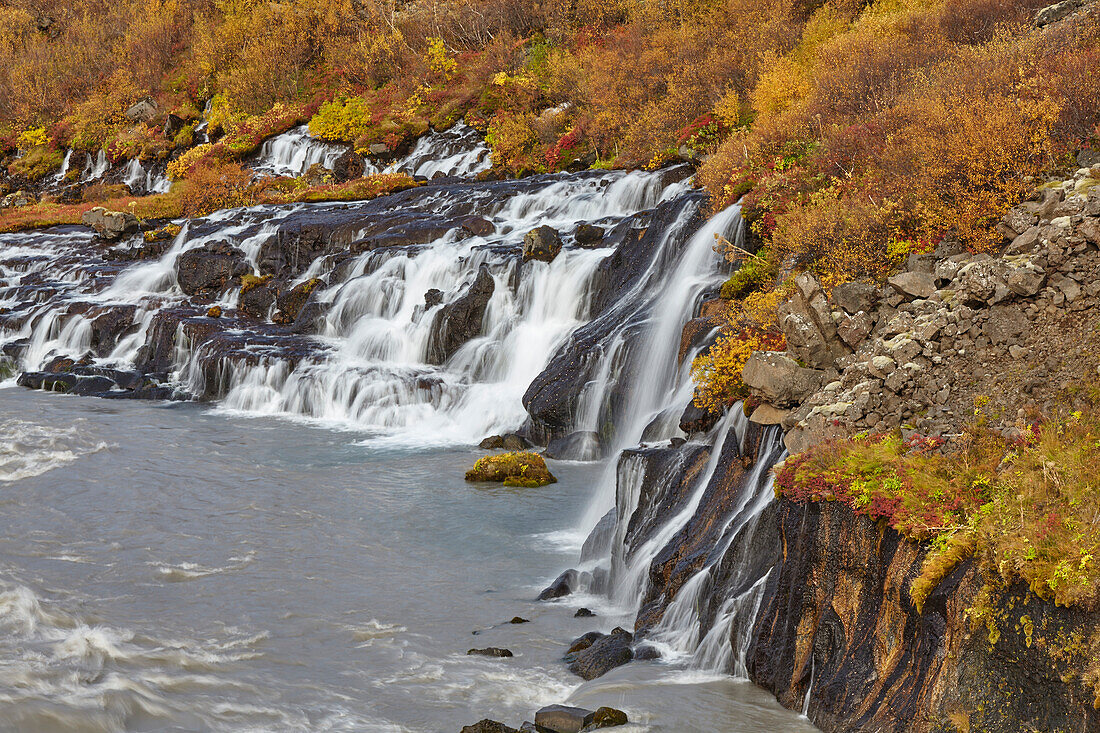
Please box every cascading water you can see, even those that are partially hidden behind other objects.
[250,122,492,182]
[1,168,701,449]
[251,125,348,178]
[386,122,491,179]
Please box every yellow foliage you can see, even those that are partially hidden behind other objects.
[17,127,48,148]
[426,37,457,80]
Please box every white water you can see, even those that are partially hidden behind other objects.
[1,169,699,449]
[52,149,73,184]
[251,122,492,181]
[252,125,347,178]
[386,122,491,179]
[123,158,172,194]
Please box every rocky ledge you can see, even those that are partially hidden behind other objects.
[741,164,1100,455]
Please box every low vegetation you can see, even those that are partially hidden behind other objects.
[465,451,557,487]
[775,393,1100,612]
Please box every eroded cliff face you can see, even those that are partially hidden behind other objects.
[746,499,1100,733]
[602,426,1100,732]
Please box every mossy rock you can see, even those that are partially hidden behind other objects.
[465,451,557,487]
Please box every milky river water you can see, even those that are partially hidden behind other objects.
[0,388,816,732]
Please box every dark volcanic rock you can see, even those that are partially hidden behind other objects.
[523,226,562,262]
[460,721,519,733]
[544,431,601,461]
[426,265,495,364]
[239,281,277,319]
[534,705,594,733]
[679,400,721,434]
[538,569,579,601]
[573,224,605,248]
[747,498,1100,732]
[467,647,513,658]
[274,278,324,324]
[176,242,249,296]
[588,707,628,729]
[566,628,633,680]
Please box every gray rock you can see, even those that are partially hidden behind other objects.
[125,97,160,123]
[749,403,789,425]
[1006,226,1042,255]
[887,271,936,300]
[523,226,563,262]
[1034,0,1083,27]
[368,143,389,156]
[1006,261,1046,297]
[534,705,595,733]
[778,273,848,368]
[831,281,878,315]
[81,207,141,241]
[837,311,873,348]
[741,352,823,407]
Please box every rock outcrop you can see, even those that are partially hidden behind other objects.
[425,265,495,364]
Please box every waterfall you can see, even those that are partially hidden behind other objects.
[251,122,492,181]
[52,150,73,184]
[83,150,109,181]
[386,123,491,179]
[1,169,697,449]
[252,126,347,178]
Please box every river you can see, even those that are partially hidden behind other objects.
[0,387,816,732]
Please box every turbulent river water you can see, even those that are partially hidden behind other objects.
[0,388,815,732]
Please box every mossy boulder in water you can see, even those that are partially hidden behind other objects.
[465,451,557,487]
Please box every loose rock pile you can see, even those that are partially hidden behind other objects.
[738,166,1100,452]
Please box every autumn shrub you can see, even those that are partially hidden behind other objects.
[178,161,254,217]
[776,395,1100,611]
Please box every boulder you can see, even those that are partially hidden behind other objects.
[887,271,937,300]
[467,647,513,658]
[238,278,277,319]
[982,306,1030,346]
[538,570,579,600]
[830,281,878,315]
[778,273,848,369]
[81,207,140,241]
[534,705,595,733]
[509,616,529,624]
[523,226,563,263]
[567,631,604,654]
[567,628,634,680]
[749,403,789,426]
[331,150,363,182]
[479,435,506,450]
[175,242,250,296]
[544,431,601,461]
[425,288,444,308]
[741,352,824,407]
[1006,260,1047,297]
[585,707,628,729]
[679,400,721,434]
[125,97,160,123]
[461,721,519,733]
[465,451,557,488]
[574,224,605,248]
[574,608,596,618]
[1,190,35,208]
[1034,0,1083,26]
[426,265,495,364]
[461,217,495,237]
[273,278,324,324]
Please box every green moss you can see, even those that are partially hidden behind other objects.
[465,451,557,487]
[720,248,774,300]
[9,146,63,181]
